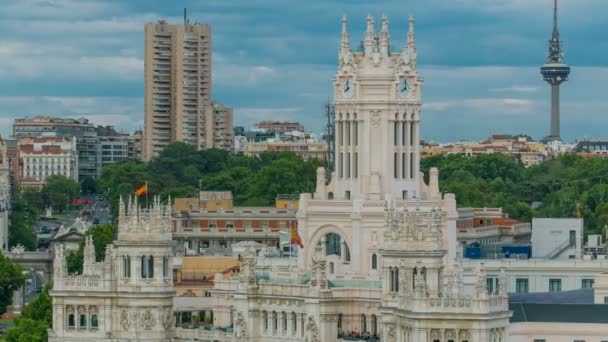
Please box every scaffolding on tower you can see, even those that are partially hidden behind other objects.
[323,101,335,183]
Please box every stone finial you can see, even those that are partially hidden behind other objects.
[381,14,389,32]
[314,167,327,200]
[498,268,508,297]
[429,167,440,199]
[341,15,350,48]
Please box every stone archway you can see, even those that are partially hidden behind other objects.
[301,225,353,272]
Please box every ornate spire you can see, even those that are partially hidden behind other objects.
[364,15,375,55]
[380,15,389,56]
[407,16,416,49]
[341,15,350,49]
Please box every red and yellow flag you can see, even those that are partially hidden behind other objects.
[290,221,303,248]
[134,182,148,196]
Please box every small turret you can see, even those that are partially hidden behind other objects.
[341,15,350,50]
[379,15,390,56]
[364,14,375,55]
[83,235,96,276]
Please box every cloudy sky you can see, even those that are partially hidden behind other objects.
[0,0,606,142]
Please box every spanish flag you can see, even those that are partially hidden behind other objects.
[290,221,303,248]
[134,182,148,196]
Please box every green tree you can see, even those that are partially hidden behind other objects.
[0,253,26,314]
[42,175,80,213]
[8,194,37,251]
[4,318,49,342]
[67,223,116,274]
[80,176,97,194]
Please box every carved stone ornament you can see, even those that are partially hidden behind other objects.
[120,310,130,331]
[401,49,411,65]
[141,310,156,330]
[305,316,320,342]
[160,308,173,330]
[234,312,248,342]
[371,112,381,127]
[386,326,396,342]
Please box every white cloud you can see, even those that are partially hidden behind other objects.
[491,86,539,93]
[2,0,122,19]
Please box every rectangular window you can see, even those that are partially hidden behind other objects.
[345,191,351,200]
[163,256,169,278]
[486,277,495,295]
[353,121,358,145]
[410,152,414,179]
[346,153,350,178]
[394,153,398,178]
[516,278,528,293]
[394,122,398,145]
[582,279,594,289]
[604,296,608,304]
[402,122,406,145]
[209,221,217,229]
[533,340,546,342]
[570,230,576,248]
[402,190,408,200]
[549,279,562,292]
[402,152,406,178]
[353,153,358,178]
[346,122,350,145]
[339,152,343,178]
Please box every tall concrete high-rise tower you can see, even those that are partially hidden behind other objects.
[541,0,570,141]
[143,19,212,160]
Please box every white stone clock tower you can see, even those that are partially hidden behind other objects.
[333,15,422,201]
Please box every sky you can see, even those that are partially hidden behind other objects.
[0,0,607,142]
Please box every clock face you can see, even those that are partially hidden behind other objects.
[341,79,354,98]
[398,79,411,98]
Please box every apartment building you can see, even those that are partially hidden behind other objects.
[211,102,234,152]
[143,20,217,160]
[13,116,99,179]
[17,137,78,188]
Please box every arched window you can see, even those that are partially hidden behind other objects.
[371,315,377,335]
[282,312,287,332]
[163,256,169,278]
[371,254,377,270]
[148,255,154,278]
[263,311,268,332]
[361,314,367,333]
[272,311,278,332]
[292,312,297,336]
[141,256,147,278]
[337,313,343,332]
[123,256,131,278]
[390,267,399,293]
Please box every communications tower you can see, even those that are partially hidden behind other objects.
[540,0,570,142]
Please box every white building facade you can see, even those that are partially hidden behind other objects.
[18,137,78,183]
[198,16,511,342]
[49,197,176,341]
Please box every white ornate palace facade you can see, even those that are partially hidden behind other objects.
[49,198,176,341]
[204,16,511,342]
